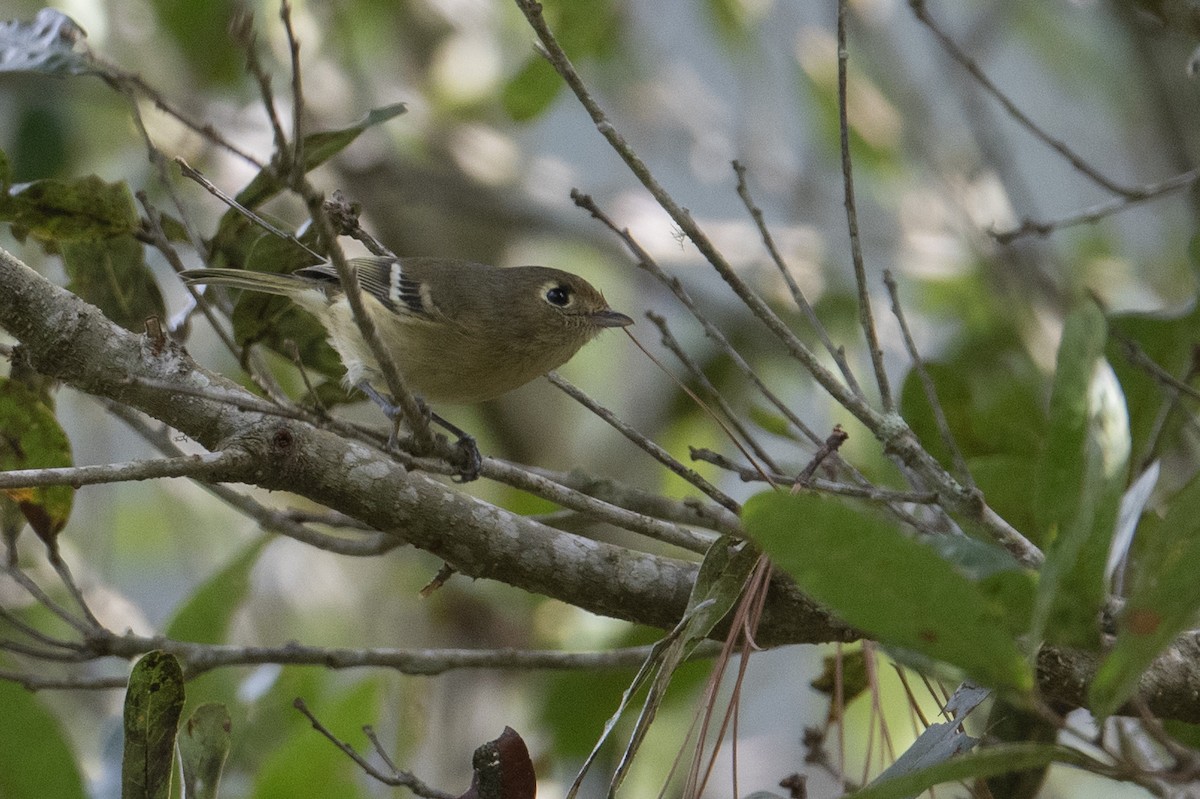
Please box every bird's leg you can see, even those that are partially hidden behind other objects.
[356,380,409,448]
[356,381,482,482]
[427,411,482,483]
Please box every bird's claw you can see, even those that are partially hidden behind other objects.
[449,435,482,483]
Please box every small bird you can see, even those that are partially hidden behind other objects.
[181,256,633,406]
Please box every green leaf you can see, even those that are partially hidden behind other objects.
[0,378,73,555]
[845,743,1096,799]
[166,537,268,644]
[503,0,621,122]
[743,492,1033,692]
[122,651,186,799]
[61,234,166,332]
[0,680,87,798]
[149,0,240,85]
[1108,301,1200,469]
[1032,302,1129,650]
[1090,471,1200,717]
[233,104,407,211]
[502,58,564,121]
[223,231,343,383]
[0,175,138,241]
[178,703,232,799]
[0,10,93,77]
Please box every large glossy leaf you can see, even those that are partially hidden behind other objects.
[1032,301,1129,650]
[744,491,1033,692]
[1090,471,1200,717]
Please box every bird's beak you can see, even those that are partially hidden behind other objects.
[591,309,635,328]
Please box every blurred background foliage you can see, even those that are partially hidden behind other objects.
[3,0,1200,796]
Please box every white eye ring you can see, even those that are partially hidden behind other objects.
[544,284,572,307]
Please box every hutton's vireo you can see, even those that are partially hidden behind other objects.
[181,256,633,405]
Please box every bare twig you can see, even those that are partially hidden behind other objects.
[836,1,892,411]
[175,158,322,261]
[732,160,860,395]
[482,459,718,553]
[690,447,939,505]
[645,310,779,473]
[231,9,290,161]
[547,372,741,514]
[514,0,876,431]
[324,191,394,256]
[522,466,741,534]
[280,1,306,177]
[991,166,1200,242]
[0,451,253,490]
[101,402,400,557]
[293,698,457,798]
[1,564,95,637]
[909,0,1137,198]
[569,191,827,450]
[883,271,974,488]
[793,424,850,487]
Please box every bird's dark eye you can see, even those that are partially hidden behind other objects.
[545,285,572,307]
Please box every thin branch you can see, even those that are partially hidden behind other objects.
[566,193,956,537]
[280,0,306,178]
[645,310,779,473]
[0,669,128,691]
[175,158,322,261]
[569,191,827,450]
[100,401,401,557]
[990,166,1200,243]
[522,466,741,534]
[324,191,394,256]
[293,698,456,798]
[0,604,86,652]
[732,160,860,395]
[908,0,1137,198]
[299,189,436,453]
[231,9,290,162]
[883,271,974,488]
[481,459,718,554]
[93,62,263,168]
[1,564,95,637]
[547,372,741,514]
[690,448,940,505]
[0,451,253,490]
[836,1,892,410]
[514,0,877,431]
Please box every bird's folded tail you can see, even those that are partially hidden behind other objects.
[179,268,325,297]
